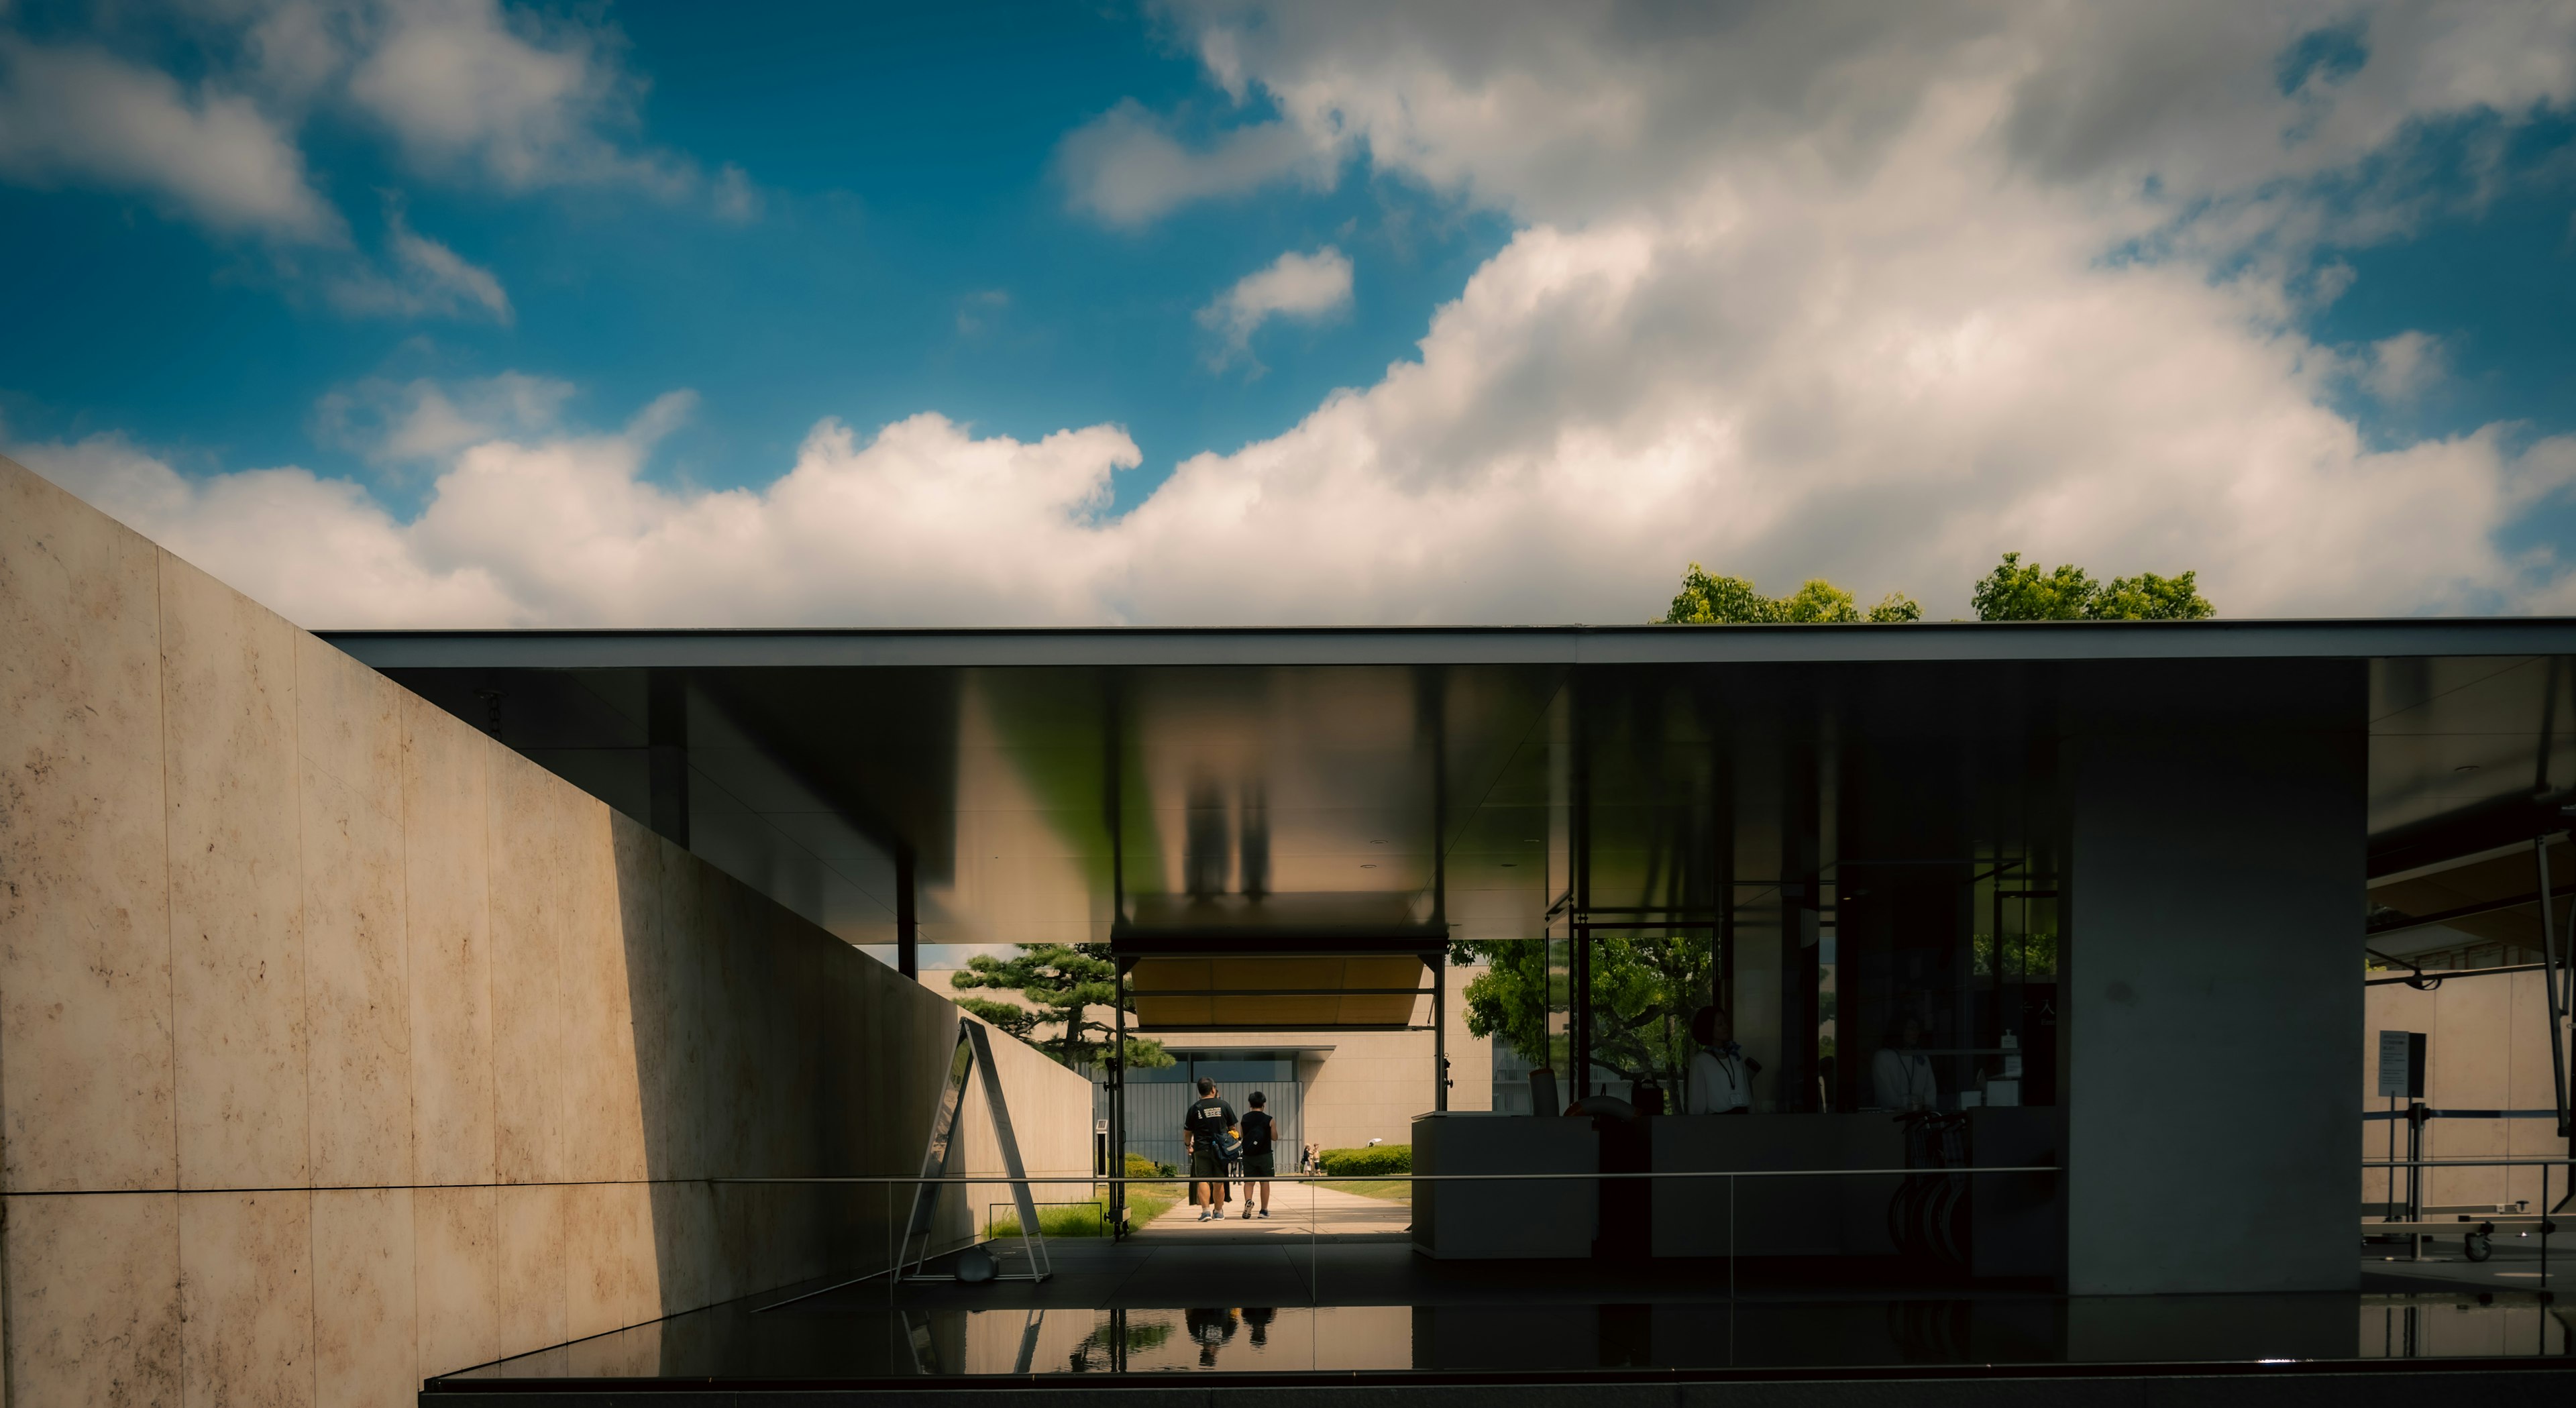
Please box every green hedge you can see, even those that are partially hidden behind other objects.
[1124,1151,1174,1179]
[1317,1144,1411,1177]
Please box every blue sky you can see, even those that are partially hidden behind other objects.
[0,1,1509,513]
[6,3,2576,627]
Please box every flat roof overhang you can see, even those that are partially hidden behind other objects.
[319,618,2576,973]
[323,617,2576,670]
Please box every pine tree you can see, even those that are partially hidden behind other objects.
[949,942,1175,1073]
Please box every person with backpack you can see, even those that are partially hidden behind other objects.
[1238,1091,1277,1219]
[1182,1077,1238,1222]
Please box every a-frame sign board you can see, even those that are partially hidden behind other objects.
[899,1016,1052,1283]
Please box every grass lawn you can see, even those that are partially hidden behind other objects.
[1316,1179,1413,1203]
[986,1181,1183,1239]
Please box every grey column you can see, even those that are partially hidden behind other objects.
[2063,658,2365,1294]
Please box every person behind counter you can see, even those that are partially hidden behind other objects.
[1686,1006,1758,1114]
[1872,1015,1938,1111]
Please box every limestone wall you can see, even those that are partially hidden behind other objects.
[0,457,1091,1406]
[2363,969,2567,1213]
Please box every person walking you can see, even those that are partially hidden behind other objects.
[1182,1077,1238,1222]
[1238,1091,1277,1219]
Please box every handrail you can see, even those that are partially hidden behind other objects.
[708,1166,2063,1184]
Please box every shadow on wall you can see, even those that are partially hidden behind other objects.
[0,452,1093,1403]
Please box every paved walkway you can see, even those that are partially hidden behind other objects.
[1134,1183,1411,1243]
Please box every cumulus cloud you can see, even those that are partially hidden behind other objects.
[21,1,2576,625]
[0,36,339,239]
[1057,98,1340,225]
[11,400,1142,628]
[12,431,520,625]
[1196,246,1353,370]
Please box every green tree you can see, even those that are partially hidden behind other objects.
[949,943,1174,1074]
[1970,552,2213,621]
[1455,934,1713,1090]
[1662,563,1920,625]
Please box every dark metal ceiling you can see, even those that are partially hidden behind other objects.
[323,622,2576,967]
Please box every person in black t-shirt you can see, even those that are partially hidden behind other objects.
[1182,1077,1238,1222]
[1237,1091,1277,1219]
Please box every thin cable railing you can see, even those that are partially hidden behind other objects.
[737,1162,2067,1309]
[732,1152,2570,1314]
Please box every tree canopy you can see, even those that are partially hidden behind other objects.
[1969,551,2214,620]
[1659,553,2213,625]
[1454,933,1713,1091]
[949,942,1174,1073]
[1662,564,1921,625]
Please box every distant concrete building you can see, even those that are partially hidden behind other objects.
[923,963,1493,1169]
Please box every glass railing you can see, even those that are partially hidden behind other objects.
[423,1156,2571,1385]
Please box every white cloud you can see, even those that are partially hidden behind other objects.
[1196,246,1353,370]
[0,0,749,262]
[2363,330,2447,404]
[346,0,669,192]
[19,1,2576,627]
[1057,98,1339,225]
[12,431,519,626]
[11,398,1140,629]
[323,203,513,321]
[313,371,575,462]
[0,36,339,239]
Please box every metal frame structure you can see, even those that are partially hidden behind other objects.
[897,1018,1052,1283]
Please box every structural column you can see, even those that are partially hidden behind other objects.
[2062,658,2365,1294]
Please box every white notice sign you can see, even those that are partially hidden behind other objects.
[2376,1030,2419,1098]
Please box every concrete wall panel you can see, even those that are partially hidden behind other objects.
[401,701,497,1187]
[162,555,311,1191]
[411,1185,498,1378]
[494,1183,568,1360]
[608,816,674,1179]
[0,468,174,1193]
[486,750,569,1185]
[564,1181,657,1342]
[0,454,1106,1402]
[559,800,647,1184]
[176,1189,313,1408]
[299,761,415,1187]
[311,1188,416,1408]
[0,1192,182,1405]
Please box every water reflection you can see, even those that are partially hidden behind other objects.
[444,1291,2570,1384]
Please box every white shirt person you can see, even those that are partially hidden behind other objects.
[1686,1006,1758,1114]
[1872,1016,1938,1111]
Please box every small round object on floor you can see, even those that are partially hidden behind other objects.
[953,1245,998,1283]
[2463,1232,2492,1263]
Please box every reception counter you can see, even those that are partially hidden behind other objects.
[1412,1112,1597,1259]
[1413,1107,2063,1272]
